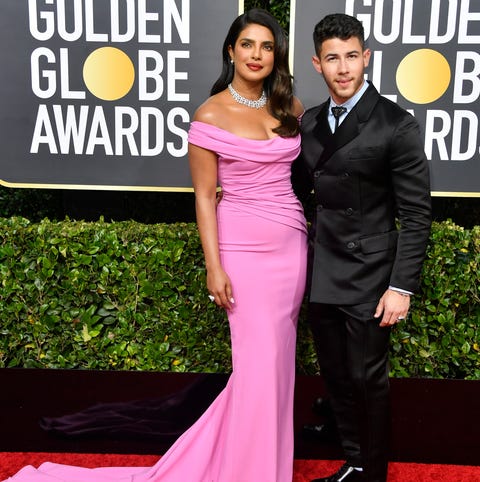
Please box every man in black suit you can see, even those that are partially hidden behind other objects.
[292,13,432,482]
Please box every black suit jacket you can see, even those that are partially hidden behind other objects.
[292,82,432,306]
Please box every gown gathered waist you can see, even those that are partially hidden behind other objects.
[6,121,307,482]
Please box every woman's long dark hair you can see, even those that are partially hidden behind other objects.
[210,9,299,137]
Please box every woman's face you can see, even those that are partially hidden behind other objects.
[228,23,275,83]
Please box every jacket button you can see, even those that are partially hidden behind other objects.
[345,208,353,215]
[314,171,320,178]
[347,241,356,249]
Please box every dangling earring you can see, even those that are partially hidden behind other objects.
[230,59,234,64]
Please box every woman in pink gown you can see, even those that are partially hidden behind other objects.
[6,9,307,482]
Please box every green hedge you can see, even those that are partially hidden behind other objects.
[390,221,479,379]
[0,217,478,379]
[0,218,230,373]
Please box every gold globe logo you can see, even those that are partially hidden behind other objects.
[396,49,451,104]
[83,47,135,101]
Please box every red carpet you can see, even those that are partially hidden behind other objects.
[1,453,479,481]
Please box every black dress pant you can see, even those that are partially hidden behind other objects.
[308,302,391,482]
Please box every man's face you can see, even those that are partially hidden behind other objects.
[312,36,371,105]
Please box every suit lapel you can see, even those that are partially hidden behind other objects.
[312,103,330,142]
[312,83,380,170]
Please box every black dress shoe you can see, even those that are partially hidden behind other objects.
[312,397,333,417]
[302,421,338,442]
[311,463,364,482]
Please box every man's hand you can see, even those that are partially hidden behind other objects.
[374,289,410,327]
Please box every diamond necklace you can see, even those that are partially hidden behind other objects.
[228,83,267,109]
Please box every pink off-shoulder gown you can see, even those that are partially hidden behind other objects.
[6,121,307,482]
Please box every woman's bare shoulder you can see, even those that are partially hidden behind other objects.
[292,96,305,118]
[193,92,229,125]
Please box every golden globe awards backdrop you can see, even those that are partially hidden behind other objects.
[0,0,240,191]
[291,0,480,196]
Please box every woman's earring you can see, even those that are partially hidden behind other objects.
[230,59,234,64]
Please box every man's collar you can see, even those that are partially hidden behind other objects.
[329,80,369,111]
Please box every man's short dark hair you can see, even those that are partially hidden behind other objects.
[313,13,365,54]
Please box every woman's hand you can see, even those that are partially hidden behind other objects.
[207,266,235,310]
